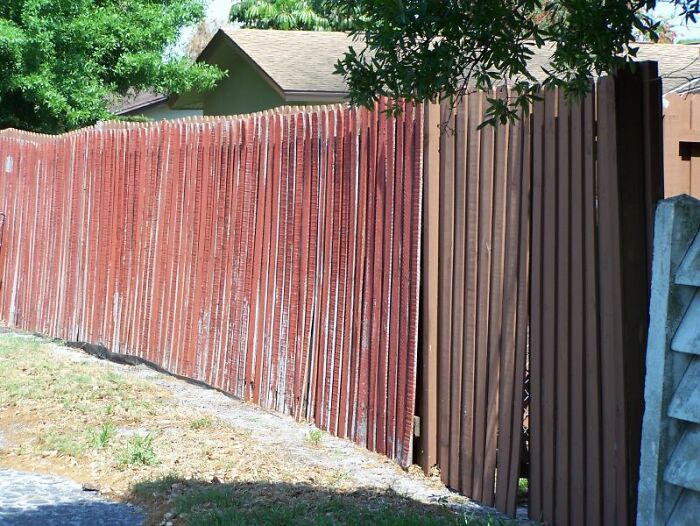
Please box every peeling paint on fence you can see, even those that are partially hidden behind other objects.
[0,102,423,467]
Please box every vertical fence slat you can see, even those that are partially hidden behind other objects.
[473,90,494,502]
[418,101,440,472]
[555,90,571,526]
[529,95,545,520]
[437,102,455,484]
[459,90,482,498]
[569,92,586,526]
[483,87,509,506]
[449,98,468,490]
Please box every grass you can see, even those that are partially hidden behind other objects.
[190,417,213,430]
[306,428,323,447]
[0,333,155,421]
[131,477,525,526]
[87,421,116,449]
[38,428,87,457]
[140,480,470,526]
[0,332,521,526]
[132,474,181,499]
[116,434,157,468]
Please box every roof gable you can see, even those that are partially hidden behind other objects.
[216,28,359,97]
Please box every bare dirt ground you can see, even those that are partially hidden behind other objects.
[0,330,524,525]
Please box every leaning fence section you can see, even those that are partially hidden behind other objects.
[0,103,424,467]
[417,91,530,515]
[417,62,663,525]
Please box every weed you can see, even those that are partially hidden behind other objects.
[306,429,323,447]
[116,434,157,468]
[190,417,213,430]
[87,421,116,449]
[328,469,348,486]
[517,477,528,499]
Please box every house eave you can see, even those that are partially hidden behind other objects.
[284,91,349,103]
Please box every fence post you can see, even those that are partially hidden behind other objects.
[612,61,665,525]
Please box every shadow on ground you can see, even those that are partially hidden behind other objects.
[0,500,144,526]
[130,477,510,526]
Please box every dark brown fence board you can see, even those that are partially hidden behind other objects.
[495,114,520,513]
[511,114,531,516]
[473,90,494,502]
[555,90,571,526]
[417,101,440,472]
[568,91,585,526]
[581,87,603,526]
[437,103,456,483]
[459,90,483,498]
[542,88,559,524]
[449,99,468,490]
[597,75,629,526]
[484,87,509,507]
[529,96,545,521]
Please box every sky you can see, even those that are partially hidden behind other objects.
[201,0,700,42]
[208,0,234,24]
[654,1,700,41]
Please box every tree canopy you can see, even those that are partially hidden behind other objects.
[331,0,700,123]
[230,0,360,31]
[0,0,224,133]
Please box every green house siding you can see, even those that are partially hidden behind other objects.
[203,45,285,117]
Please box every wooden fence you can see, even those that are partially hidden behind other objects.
[0,103,424,467]
[0,63,664,526]
[664,93,700,199]
[417,63,663,524]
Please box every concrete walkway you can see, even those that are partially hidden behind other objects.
[0,469,144,526]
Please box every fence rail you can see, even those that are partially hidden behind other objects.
[0,103,424,467]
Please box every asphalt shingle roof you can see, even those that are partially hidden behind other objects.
[525,41,700,94]
[219,28,360,95]
[214,29,700,96]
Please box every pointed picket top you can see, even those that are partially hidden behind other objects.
[671,291,700,355]
[677,231,700,286]
[664,425,700,491]
[669,359,700,423]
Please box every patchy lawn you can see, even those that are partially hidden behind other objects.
[0,330,521,526]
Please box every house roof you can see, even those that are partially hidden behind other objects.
[525,41,700,94]
[111,91,168,115]
[175,29,700,111]
[634,42,700,94]
[217,28,358,97]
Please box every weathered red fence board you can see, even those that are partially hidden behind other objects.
[0,103,423,467]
